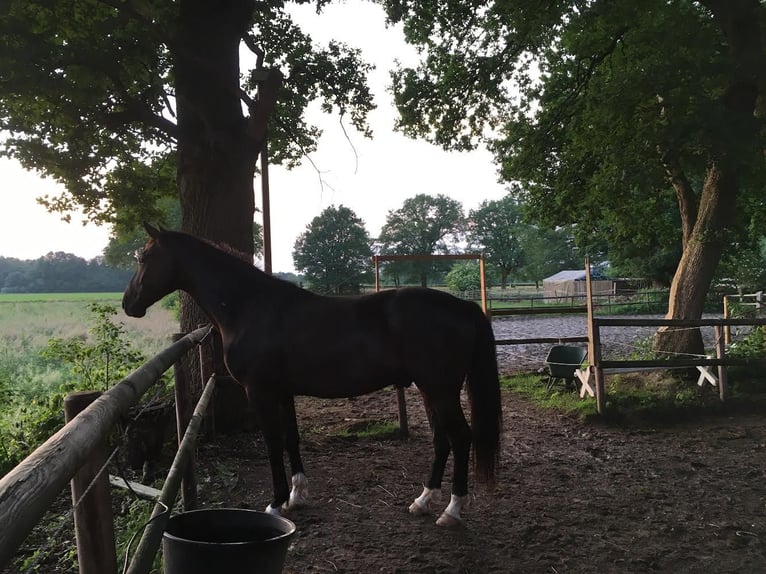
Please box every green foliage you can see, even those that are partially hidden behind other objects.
[105,196,265,270]
[613,289,670,315]
[515,226,581,285]
[292,205,373,295]
[385,1,766,306]
[728,327,766,359]
[0,253,132,293]
[446,261,482,293]
[161,291,180,320]
[378,194,464,286]
[715,238,766,293]
[114,496,162,572]
[332,420,401,440]
[0,303,151,476]
[502,368,766,423]
[0,1,376,226]
[43,304,146,393]
[467,196,526,288]
[500,374,596,419]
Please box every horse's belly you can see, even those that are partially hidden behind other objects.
[289,363,406,399]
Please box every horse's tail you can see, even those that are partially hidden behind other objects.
[467,310,503,487]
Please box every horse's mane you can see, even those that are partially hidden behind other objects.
[161,229,305,295]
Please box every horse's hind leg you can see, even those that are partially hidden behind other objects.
[419,393,472,527]
[410,397,449,515]
[281,395,309,509]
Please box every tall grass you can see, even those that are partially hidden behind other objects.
[0,295,177,406]
[0,296,177,476]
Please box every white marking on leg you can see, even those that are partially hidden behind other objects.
[265,503,282,516]
[287,472,309,509]
[436,494,470,527]
[409,486,441,515]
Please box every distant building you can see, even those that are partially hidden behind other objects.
[543,269,615,301]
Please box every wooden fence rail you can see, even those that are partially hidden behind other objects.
[580,264,766,414]
[0,325,211,570]
[126,373,217,574]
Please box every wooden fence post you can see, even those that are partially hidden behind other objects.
[584,258,605,414]
[64,391,117,574]
[172,333,198,511]
[125,375,217,574]
[714,325,729,401]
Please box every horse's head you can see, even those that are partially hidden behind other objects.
[122,223,179,318]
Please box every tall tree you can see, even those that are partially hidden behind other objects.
[292,205,372,295]
[468,196,526,289]
[383,0,766,356]
[378,193,464,287]
[0,1,375,345]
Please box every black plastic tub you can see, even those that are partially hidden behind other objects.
[162,508,296,574]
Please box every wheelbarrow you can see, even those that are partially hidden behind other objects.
[543,345,588,391]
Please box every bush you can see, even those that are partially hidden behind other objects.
[446,262,482,293]
[0,303,156,476]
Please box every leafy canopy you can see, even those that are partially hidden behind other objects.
[378,193,464,286]
[292,205,372,294]
[467,196,526,288]
[383,0,766,280]
[0,0,376,226]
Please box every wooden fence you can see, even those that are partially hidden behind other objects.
[0,325,212,573]
[488,262,766,415]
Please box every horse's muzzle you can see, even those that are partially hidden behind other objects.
[122,296,146,318]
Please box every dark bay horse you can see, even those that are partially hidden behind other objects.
[122,224,502,527]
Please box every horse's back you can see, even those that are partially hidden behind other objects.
[252,287,489,398]
[378,287,490,384]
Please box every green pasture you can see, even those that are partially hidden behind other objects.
[0,293,177,397]
[0,292,123,303]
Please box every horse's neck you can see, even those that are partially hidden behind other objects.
[177,249,258,333]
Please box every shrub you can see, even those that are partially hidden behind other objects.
[0,303,156,475]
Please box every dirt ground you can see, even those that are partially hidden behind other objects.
[194,385,766,574]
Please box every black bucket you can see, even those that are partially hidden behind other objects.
[162,508,296,574]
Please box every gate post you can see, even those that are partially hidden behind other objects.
[64,391,117,574]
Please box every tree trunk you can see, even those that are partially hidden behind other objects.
[654,162,738,356]
[172,0,280,394]
[654,0,762,359]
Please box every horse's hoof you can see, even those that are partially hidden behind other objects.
[408,499,430,516]
[436,511,464,528]
[409,486,440,516]
[287,472,309,509]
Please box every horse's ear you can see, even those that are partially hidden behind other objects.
[143,222,161,239]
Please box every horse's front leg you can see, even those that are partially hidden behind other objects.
[251,391,291,514]
[281,395,309,509]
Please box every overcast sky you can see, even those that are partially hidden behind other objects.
[0,2,508,273]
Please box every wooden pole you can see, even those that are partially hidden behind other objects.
[723,295,731,345]
[479,254,488,316]
[125,375,217,574]
[172,333,198,511]
[373,255,380,292]
[261,143,272,275]
[65,391,117,574]
[0,326,211,569]
[714,325,729,401]
[584,258,605,414]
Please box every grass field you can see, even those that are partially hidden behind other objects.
[0,292,124,302]
[0,293,177,398]
[0,294,176,349]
